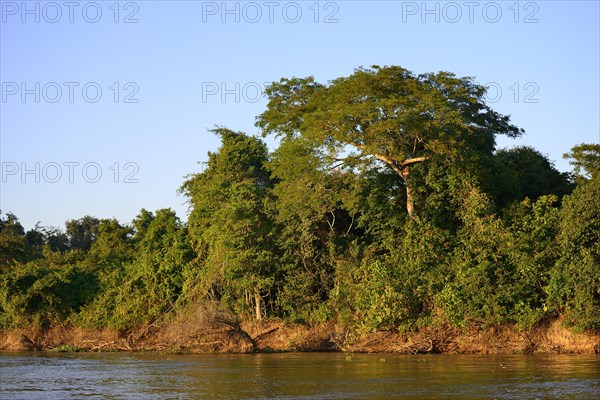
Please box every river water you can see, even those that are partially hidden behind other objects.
[1,352,598,399]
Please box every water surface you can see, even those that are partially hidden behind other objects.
[1,352,598,399]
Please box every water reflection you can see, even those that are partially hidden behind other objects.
[1,352,598,399]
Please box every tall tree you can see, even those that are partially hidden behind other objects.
[548,175,600,329]
[267,137,353,322]
[257,66,523,218]
[563,143,600,181]
[181,128,277,321]
[112,209,192,329]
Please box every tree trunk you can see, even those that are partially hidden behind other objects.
[254,286,262,322]
[370,152,426,219]
[402,166,415,219]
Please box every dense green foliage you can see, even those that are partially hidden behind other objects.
[1,66,598,333]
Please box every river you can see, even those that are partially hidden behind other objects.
[1,352,598,399]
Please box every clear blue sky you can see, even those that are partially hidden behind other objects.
[1,0,599,230]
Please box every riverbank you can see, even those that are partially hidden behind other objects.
[1,316,598,354]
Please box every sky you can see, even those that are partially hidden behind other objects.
[1,0,599,230]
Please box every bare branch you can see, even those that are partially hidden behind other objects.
[372,153,404,177]
[401,156,429,167]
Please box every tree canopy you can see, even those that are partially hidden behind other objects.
[1,66,597,336]
[564,143,600,181]
[257,66,524,217]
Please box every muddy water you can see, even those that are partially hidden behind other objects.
[1,352,598,399]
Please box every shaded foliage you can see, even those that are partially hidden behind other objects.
[494,146,573,206]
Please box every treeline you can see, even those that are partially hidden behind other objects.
[1,66,599,334]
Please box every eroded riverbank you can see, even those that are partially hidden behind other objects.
[1,317,598,355]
